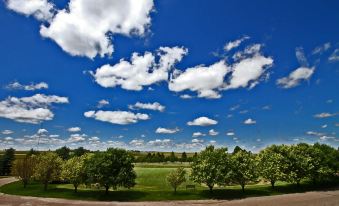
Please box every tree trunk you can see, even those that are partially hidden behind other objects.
[241,184,245,193]
[44,181,48,191]
[271,180,275,189]
[174,187,177,194]
[105,186,109,195]
[208,185,213,193]
[23,180,27,188]
[296,181,300,187]
[74,184,78,193]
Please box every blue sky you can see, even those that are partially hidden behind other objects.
[0,0,338,152]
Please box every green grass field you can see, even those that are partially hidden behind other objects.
[1,163,338,201]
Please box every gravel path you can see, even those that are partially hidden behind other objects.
[1,177,338,206]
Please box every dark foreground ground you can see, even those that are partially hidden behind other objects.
[1,177,339,206]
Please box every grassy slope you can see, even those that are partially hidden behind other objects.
[1,165,338,201]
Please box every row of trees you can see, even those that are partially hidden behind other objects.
[135,151,198,163]
[12,148,136,194]
[0,148,15,176]
[190,143,339,192]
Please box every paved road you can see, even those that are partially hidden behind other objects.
[1,177,339,206]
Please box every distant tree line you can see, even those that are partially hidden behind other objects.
[135,151,198,163]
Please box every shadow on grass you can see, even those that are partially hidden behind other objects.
[1,178,339,201]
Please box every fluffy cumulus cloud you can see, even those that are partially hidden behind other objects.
[276,67,315,88]
[38,0,154,58]
[129,139,145,147]
[0,94,68,124]
[68,127,81,132]
[6,0,55,21]
[224,36,249,51]
[224,55,273,90]
[155,127,179,134]
[187,117,218,126]
[192,132,205,137]
[226,132,235,136]
[68,133,86,143]
[129,102,165,112]
[147,139,172,147]
[6,81,48,91]
[208,129,219,136]
[192,138,204,143]
[170,43,273,98]
[169,61,229,99]
[244,118,256,125]
[312,42,331,55]
[84,110,149,125]
[91,46,187,90]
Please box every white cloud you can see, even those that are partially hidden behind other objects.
[68,133,86,143]
[314,112,337,118]
[179,94,193,99]
[6,81,48,91]
[84,110,149,125]
[224,55,273,90]
[129,102,165,112]
[0,94,68,124]
[226,132,235,136]
[329,49,339,62]
[147,139,172,147]
[321,124,328,128]
[192,132,206,137]
[37,128,48,134]
[295,47,309,66]
[209,140,216,144]
[91,46,187,90]
[306,131,325,136]
[192,138,204,143]
[6,0,55,21]
[97,99,109,108]
[224,36,249,51]
[187,116,218,126]
[68,127,81,132]
[276,67,315,89]
[243,118,256,125]
[169,61,229,99]
[155,127,179,134]
[129,139,144,147]
[312,42,331,55]
[319,135,335,141]
[208,129,219,136]
[38,0,154,58]
[2,130,14,135]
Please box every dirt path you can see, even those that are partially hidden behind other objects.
[0,177,338,206]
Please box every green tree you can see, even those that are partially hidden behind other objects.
[12,155,36,188]
[169,151,177,162]
[181,152,187,162]
[85,148,136,194]
[55,146,71,160]
[33,152,63,190]
[284,144,312,187]
[61,154,92,192]
[166,167,186,193]
[0,148,15,176]
[72,147,88,157]
[258,145,284,189]
[191,146,230,192]
[230,149,258,192]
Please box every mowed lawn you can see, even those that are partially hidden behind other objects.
[1,164,338,201]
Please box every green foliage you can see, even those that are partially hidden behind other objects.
[0,148,15,176]
[72,147,89,157]
[166,167,186,193]
[33,152,63,190]
[85,148,136,194]
[61,154,92,192]
[230,149,258,192]
[191,146,230,191]
[55,146,71,160]
[12,155,37,188]
[258,146,285,188]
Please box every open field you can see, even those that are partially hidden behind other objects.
[1,163,338,202]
